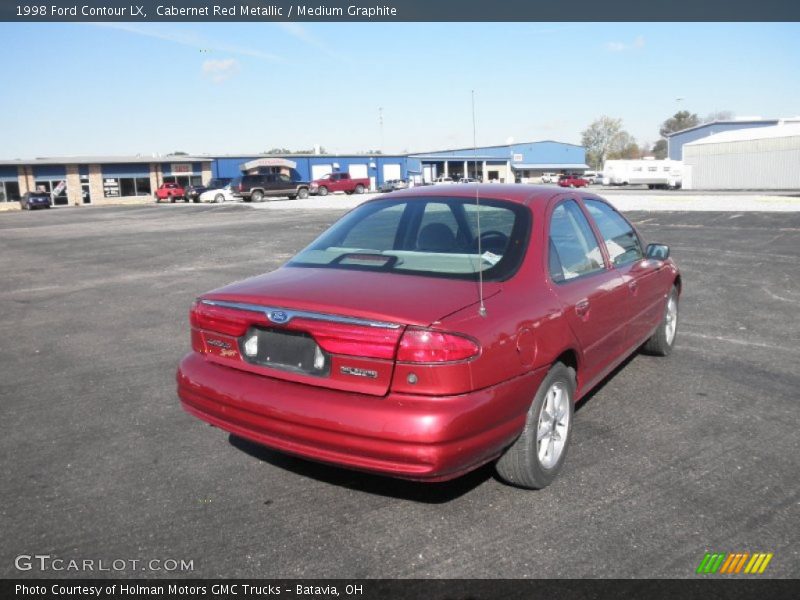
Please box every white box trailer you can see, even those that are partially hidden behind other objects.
[602,159,683,189]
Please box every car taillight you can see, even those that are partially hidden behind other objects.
[396,328,479,363]
[189,301,251,337]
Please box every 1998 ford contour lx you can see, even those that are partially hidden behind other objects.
[177,185,680,489]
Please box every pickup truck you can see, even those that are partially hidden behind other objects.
[309,172,369,196]
[231,173,311,202]
[154,182,187,203]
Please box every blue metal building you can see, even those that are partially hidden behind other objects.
[209,140,586,188]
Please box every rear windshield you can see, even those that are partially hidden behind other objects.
[288,196,531,281]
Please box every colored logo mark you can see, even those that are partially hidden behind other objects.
[696,552,773,574]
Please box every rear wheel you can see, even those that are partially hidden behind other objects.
[355,184,365,194]
[318,186,329,197]
[496,363,575,489]
[642,286,679,356]
[251,190,264,202]
[214,194,225,203]
[297,187,309,200]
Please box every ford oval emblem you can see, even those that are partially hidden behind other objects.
[268,310,290,324]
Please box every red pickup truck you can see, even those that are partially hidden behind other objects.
[309,172,369,196]
[154,182,187,203]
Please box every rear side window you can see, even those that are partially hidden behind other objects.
[583,199,644,266]
[548,200,605,283]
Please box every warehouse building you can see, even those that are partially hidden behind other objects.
[682,121,800,190]
[212,154,418,190]
[665,118,796,160]
[412,140,588,183]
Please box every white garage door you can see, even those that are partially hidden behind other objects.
[311,164,333,180]
[383,164,401,181]
[348,164,368,179]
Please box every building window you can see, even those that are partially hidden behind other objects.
[35,179,68,206]
[1,181,21,202]
[104,177,152,198]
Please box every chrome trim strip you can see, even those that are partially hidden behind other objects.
[200,299,402,330]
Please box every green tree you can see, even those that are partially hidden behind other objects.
[652,139,668,159]
[659,110,700,138]
[581,116,636,169]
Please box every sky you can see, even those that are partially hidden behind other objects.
[1,21,799,158]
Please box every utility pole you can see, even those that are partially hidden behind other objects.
[378,107,384,154]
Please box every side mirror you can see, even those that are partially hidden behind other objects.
[645,243,670,260]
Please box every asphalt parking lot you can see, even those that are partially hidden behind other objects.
[0,203,798,579]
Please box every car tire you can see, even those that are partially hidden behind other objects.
[297,188,309,200]
[251,190,264,202]
[642,286,679,356]
[318,186,329,197]
[345,190,353,195]
[169,195,176,203]
[355,184,365,194]
[569,183,576,188]
[214,194,225,203]
[495,362,576,490]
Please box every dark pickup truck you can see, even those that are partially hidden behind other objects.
[231,174,311,202]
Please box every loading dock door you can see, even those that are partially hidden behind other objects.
[311,165,333,180]
[383,164,401,181]
[348,164,368,179]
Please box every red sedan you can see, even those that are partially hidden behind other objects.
[558,174,589,188]
[177,185,680,489]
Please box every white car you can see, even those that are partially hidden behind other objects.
[433,177,455,184]
[198,186,236,203]
[540,173,560,183]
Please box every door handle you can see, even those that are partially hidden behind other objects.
[575,299,590,317]
[628,280,639,293]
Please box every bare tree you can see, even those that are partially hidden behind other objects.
[581,116,637,169]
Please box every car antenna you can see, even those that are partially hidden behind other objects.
[472,90,487,318]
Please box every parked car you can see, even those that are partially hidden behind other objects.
[185,178,232,203]
[309,172,369,196]
[378,179,408,193]
[540,172,561,183]
[154,182,186,203]
[19,191,52,210]
[458,177,480,183]
[231,174,311,202]
[582,171,600,184]
[433,177,455,184]
[198,185,237,204]
[558,174,589,188]
[178,185,680,489]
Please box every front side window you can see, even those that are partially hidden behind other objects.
[289,197,530,281]
[548,200,605,283]
[583,199,644,266]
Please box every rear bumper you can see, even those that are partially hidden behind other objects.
[177,352,544,481]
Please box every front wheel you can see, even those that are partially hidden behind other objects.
[296,188,309,200]
[214,194,225,203]
[642,286,679,356]
[317,186,328,197]
[495,363,575,489]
